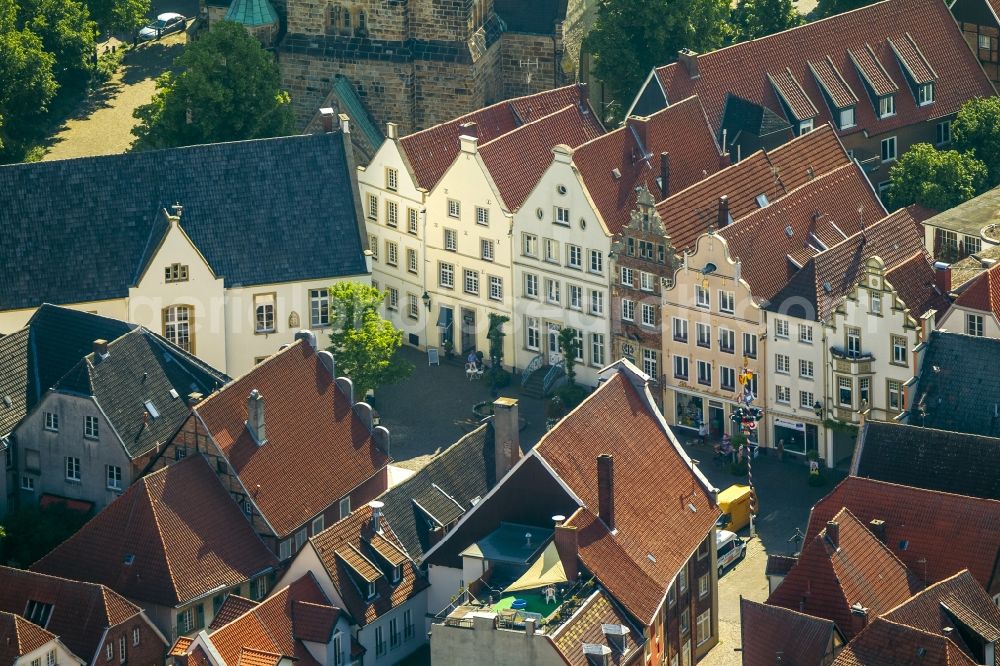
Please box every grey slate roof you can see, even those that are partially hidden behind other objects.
[0,132,368,311]
[852,420,1000,500]
[55,328,228,459]
[379,423,497,563]
[909,331,1000,437]
[0,306,133,438]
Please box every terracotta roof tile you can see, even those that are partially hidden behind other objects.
[573,97,723,235]
[550,589,645,666]
[768,68,820,120]
[0,566,153,662]
[310,505,429,626]
[848,44,899,96]
[209,596,260,631]
[0,612,56,663]
[888,34,937,85]
[805,477,1000,596]
[236,648,283,666]
[292,601,339,643]
[478,103,605,211]
[832,618,977,665]
[953,261,1000,317]
[32,455,278,607]
[885,251,951,321]
[808,58,859,109]
[740,599,839,665]
[194,341,390,538]
[536,369,720,624]
[169,636,194,657]
[765,554,798,577]
[768,508,920,640]
[400,84,593,191]
[719,162,886,301]
[653,0,993,137]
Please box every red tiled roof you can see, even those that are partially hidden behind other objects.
[808,58,859,109]
[848,45,899,97]
[769,68,820,120]
[0,612,56,663]
[478,104,605,211]
[236,648,283,666]
[32,455,278,607]
[833,617,977,665]
[292,601,339,643]
[740,599,840,665]
[888,34,937,85]
[573,97,723,236]
[719,162,885,301]
[768,508,920,640]
[310,504,429,626]
[652,0,994,136]
[194,340,390,538]
[953,261,1000,317]
[885,251,951,321]
[399,84,593,191]
[805,477,1000,596]
[549,589,645,666]
[209,595,260,631]
[654,124,850,251]
[536,370,720,624]
[169,636,194,657]
[0,566,152,663]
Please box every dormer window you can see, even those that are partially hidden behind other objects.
[838,106,855,130]
[798,118,813,135]
[392,564,402,584]
[878,95,895,119]
[917,82,934,106]
[165,263,189,283]
[366,582,376,600]
[24,600,53,627]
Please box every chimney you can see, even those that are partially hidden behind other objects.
[678,48,700,78]
[338,112,350,135]
[597,454,615,530]
[659,152,670,198]
[247,389,267,445]
[319,107,335,133]
[934,265,951,294]
[93,339,109,357]
[459,121,478,140]
[492,397,521,482]
[826,520,839,549]
[459,122,478,154]
[578,81,589,103]
[386,121,399,140]
[717,195,730,228]
[850,603,868,634]
[294,329,317,351]
[868,519,886,542]
[369,500,384,532]
[554,523,579,582]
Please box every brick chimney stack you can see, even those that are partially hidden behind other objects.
[554,523,579,582]
[826,520,839,548]
[247,389,267,445]
[678,49,700,78]
[319,107,335,133]
[492,397,521,482]
[598,454,615,530]
[717,195,730,228]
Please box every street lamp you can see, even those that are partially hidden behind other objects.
[813,401,824,418]
[421,291,431,311]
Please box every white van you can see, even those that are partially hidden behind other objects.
[716,529,746,576]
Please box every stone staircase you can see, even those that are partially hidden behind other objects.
[520,365,550,399]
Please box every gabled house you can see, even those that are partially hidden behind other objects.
[276,502,430,665]
[168,572,352,666]
[0,613,82,666]
[628,0,994,187]
[158,336,392,561]
[852,420,1000,500]
[939,260,1000,338]
[832,618,977,665]
[908,330,1000,436]
[423,360,722,665]
[31,455,279,643]
[0,566,167,666]
[950,0,1000,87]
[11,320,226,515]
[921,184,1000,262]
[0,125,370,378]
[739,599,845,665]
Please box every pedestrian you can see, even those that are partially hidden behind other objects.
[698,421,708,446]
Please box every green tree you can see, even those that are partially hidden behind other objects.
[1,504,90,566]
[886,143,987,211]
[486,313,511,389]
[326,282,413,399]
[85,0,148,35]
[585,0,732,120]
[0,25,58,152]
[558,327,581,385]
[131,21,295,150]
[953,96,1000,187]
[733,0,801,41]
[22,0,96,86]
[813,0,875,18]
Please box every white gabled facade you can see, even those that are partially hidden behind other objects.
[511,145,612,388]
[356,123,431,348]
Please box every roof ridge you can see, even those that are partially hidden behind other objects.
[843,474,1000,504]
[194,338,306,410]
[477,103,579,151]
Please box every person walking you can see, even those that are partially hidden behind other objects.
[698,421,708,446]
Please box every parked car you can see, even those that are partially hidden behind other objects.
[138,13,186,40]
[716,529,746,576]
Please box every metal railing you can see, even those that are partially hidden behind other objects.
[542,362,565,396]
[521,354,544,386]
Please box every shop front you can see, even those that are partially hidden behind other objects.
[773,417,819,457]
[674,391,704,432]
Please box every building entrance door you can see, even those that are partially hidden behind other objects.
[545,322,562,365]
[709,401,725,438]
[461,309,476,355]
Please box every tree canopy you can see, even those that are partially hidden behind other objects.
[85,0,149,35]
[886,143,987,212]
[0,0,58,154]
[733,0,801,40]
[131,21,295,150]
[23,0,96,86]
[812,0,875,18]
[585,0,732,119]
[953,96,1000,188]
[326,282,413,400]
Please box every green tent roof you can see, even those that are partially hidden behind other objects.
[225,0,278,26]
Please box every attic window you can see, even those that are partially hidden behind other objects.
[611,168,622,180]
[899,539,909,551]
[839,107,856,130]
[123,553,135,566]
[165,263,189,283]
[755,194,769,208]
[392,564,402,584]
[144,401,159,419]
[169,389,179,400]
[917,82,934,106]
[24,600,53,628]
[785,226,794,238]
[879,95,895,119]
[366,582,376,600]
[822,282,832,293]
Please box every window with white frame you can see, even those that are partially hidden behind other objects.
[917,82,934,105]
[775,354,790,374]
[839,106,856,129]
[369,234,378,261]
[21,476,34,491]
[133,627,140,646]
[720,366,736,391]
[254,294,275,333]
[444,228,457,251]
[775,319,789,338]
[881,136,897,162]
[107,465,122,490]
[407,208,418,234]
[439,262,454,288]
[672,317,688,342]
[463,269,479,295]
[641,303,656,327]
[800,390,815,409]
[84,415,99,439]
[544,238,559,263]
[798,118,814,135]
[936,120,951,146]
[567,244,582,268]
[526,317,540,350]
[869,291,881,315]
[476,206,489,226]
[697,360,712,386]
[719,328,735,353]
[838,376,853,407]
[965,235,982,256]
[639,271,654,292]
[312,515,325,534]
[119,636,126,663]
[387,287,399,311]
[66,456,81,481]
[385,167,398,191]
[892,335,908,364]
[888,379,903,412]
[799,359,814,378]
[743,332,757,358]
[719,290,735,314]
[798,324,813,344]
[573,329,584,361]
[979,33,991,49]
[589,250,603,273]
[408,293,419,319]
[489,276,503,302]
[522,233,537,257]
[879,94,895,118]
[859,376,870,405]
[621,298,635,321]
[846,327,862,357]
[385,241,398,267]
[547,279,561,304]
[407,248,418,274]
[481,238,494,261]
[967,313,984,337]
[695,285,710,308]
[696,609,712,646]
[569,284,583,310]
[680,607,690,636]
[524,273,539,298]
[698,573,710,598]
[386,200,398,227]
[44,412,58,432]
[555,206,570,226]
[674,355,689,379]
[620,266,634,286]
[776,385,790,404]
[447,199,460,219]
[163,304,193,352]
[310,289,330,327]
[366,194,378,220]
[696,323,711,349]
[589,290,604,315]
[591,333,605,366]
[642,349,658,377]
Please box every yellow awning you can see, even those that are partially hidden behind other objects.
[503,541,568,593]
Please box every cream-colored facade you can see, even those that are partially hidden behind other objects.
[939,303,1000,338]
[661,233,767,444]
[0,211,369,379]
[511,145,612,387]
[11,636,82,666]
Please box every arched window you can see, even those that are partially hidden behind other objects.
[163,305,194,353]
[341,8,351,35]
[356,9,366,35]
[326,5,340,34]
